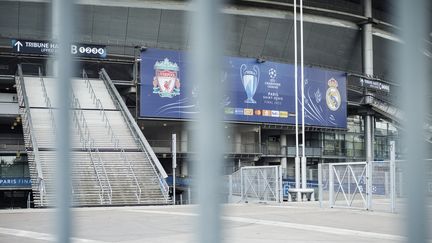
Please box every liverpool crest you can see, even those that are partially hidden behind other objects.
[326,78,341,111]
[152,58,180,98]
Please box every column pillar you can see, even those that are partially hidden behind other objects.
[181,160,188,177]
[362,0,374,163]
[235,132,242,154]
[280,134,287,178]
[181,130,188,153]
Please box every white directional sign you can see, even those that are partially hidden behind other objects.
[360,78,390,93]
[11,39,107,58]
[14,41,23,52]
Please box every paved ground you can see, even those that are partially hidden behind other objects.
[0,202,430,243]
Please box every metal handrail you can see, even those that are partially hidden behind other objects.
[71,104,105,203]
[71,94,112,204]
[99,68,170,202]
[82,70,119,148]
[38,68,56,131]
[92,145,113,204]
[120,148,142,203]
[82,69,141,203]
[38,68,77,196]
[16,65,46,206]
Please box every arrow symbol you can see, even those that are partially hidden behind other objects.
[14,41,23,52]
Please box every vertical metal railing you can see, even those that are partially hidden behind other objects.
[16,65,46,207]
[230,166,281,203]
[99,69,170,202]
[328,162,368,210]
[71,93,112,205]
[38,68,56,132]
[82,69,142,203]
[38,68,77,197]
[119,148,142,203]
[83,70,119,148]
[90,145,113,205]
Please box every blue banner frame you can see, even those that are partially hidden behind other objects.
[140,48,347,128]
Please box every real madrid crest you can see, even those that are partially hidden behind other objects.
[326,78,341,111]
[152,58,181,98]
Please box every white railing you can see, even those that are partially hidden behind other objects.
[38,68,77,197]
[328,162,368,210]
[38,68,56,131]
[71,94,112,205]
[119,148,142,203]
[82,70,142,203]
[16,65,46,207]
[228,166,283,203]
[99,69,170,202]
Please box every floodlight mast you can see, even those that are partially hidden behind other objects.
[294,0,301,201]
[300,0,307,196]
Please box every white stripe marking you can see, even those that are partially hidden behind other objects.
[0,227,107,243]
[127,209,405,241]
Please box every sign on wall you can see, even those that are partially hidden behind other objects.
[140,48,347,128]
[360,78,390,93]
[0,177,31,188]
[11,39,107,58]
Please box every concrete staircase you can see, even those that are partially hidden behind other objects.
[16,66,170,207]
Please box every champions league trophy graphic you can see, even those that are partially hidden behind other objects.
[240,64,260,104]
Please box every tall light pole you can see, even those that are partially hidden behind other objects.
[300,0,307,197]
[293,0,301,201]
[172,133,177,205]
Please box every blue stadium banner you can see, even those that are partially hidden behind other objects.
[140,48,347,128]
[11,39,107,58]
[0,177,31,188]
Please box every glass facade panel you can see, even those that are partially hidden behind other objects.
[0,155,29,178]
[321,116,400,161]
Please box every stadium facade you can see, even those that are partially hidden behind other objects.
[0,0,428,207]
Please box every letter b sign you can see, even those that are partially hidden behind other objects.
[71,45,77,55]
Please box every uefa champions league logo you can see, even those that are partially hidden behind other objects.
[269,68,277,79]
[240,64,260,104]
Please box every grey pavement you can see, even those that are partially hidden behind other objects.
[0,202,430,243]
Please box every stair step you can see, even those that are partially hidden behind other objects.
[19,75,169,207]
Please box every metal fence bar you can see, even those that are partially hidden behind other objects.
[396,1,430,242]
[232,166,281,203]
[53,0,74,242]
[189,0,224,243]
[318,163,322,207]
[279,166,283,202]
[389,141,396,213]
[329,164,334,208]
[328,162,369,209]
[366,161,372,210]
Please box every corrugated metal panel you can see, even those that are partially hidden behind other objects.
[126,8,161,46]
[261,18,292,59]
[157,10,188,49]
[76,5,94,42]
[224,15,247,55]
[0,2,19,38]
[239,16,270,57]
[92,6,128,43]
[18,2,51,39]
